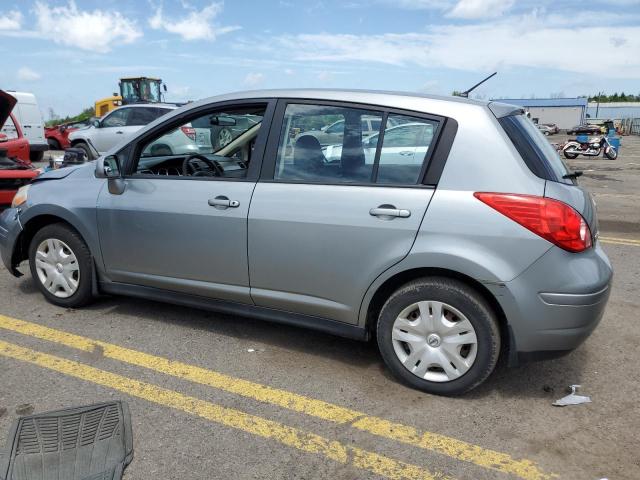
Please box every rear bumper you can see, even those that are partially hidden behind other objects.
[0,207,24,276]
[485,242,613,361]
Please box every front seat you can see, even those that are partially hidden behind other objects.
[291,135,325,179]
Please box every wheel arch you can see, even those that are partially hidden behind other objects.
[361,266,510,360]
[13,209,97,270]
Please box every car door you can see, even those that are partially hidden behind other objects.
[97,100,274,304]
[92,107,140,153]
[248,101,442,324]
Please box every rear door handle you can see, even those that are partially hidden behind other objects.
[116,131,124,134]
[369,207,411,218]
[208,196,240,209]
[399,150,414,156]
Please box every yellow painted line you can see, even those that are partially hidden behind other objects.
[0,315,552,480]
[0,340,447,480]
[599,236,640,247]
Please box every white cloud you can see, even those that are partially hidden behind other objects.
[243,72,264,87]
[0,10,22,30]
[376,0,452,10]
[149,2,240,41]
[448,0,514,19]
[17,67,41,81]
[267,15,640,79]
[33,1,141,53]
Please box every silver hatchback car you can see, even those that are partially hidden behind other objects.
[0,89,612,395]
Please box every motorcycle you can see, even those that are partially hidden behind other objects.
[562,135,618,160]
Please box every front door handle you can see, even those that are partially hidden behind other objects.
[369,206,411,218]
[399,150,414,156]
[116,131,124,134]
[208,196,240,209]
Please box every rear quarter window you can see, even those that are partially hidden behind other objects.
[499,114,571,184]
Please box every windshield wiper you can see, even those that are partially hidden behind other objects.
[563,170,583,180]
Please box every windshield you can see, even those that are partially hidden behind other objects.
[121,79,161,103]
[499,114,571,184]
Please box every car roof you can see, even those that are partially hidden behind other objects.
[177,88,504,119]
[113,103,177,111]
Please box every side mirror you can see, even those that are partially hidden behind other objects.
[92,119,101,128]
[99,155,126,195]
[0,133,7,143]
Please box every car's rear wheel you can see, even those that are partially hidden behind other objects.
[29,151,44,162]
[377,278,500,396]
[47,138,61,150]
[28,223,94,308]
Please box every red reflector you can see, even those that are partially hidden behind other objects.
[181,126,196,140]
[474,192,592,253]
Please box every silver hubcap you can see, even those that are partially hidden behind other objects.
[218,129,232,147]
[392,301,478,382]
[34,239,80,298]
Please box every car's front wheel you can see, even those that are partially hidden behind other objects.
[28,223,94,308]
[74,142,95,160]
[377,278,500,395]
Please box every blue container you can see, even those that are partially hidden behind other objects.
[608,137,621,152]
[576,134,589,143]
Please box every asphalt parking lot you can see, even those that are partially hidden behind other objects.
[1,136,639,480]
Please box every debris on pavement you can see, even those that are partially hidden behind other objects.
[553,385,592,406]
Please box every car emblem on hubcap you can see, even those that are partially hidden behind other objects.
[427,334,441,348]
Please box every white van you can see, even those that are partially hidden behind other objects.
[7,91,47,161]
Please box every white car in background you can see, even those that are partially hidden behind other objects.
[323,122,435,165]
[69,104,212,159]
[6,91,47,162]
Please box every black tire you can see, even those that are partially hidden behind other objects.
[28,223,94,308]
[563,149,579,159]
[74,142,95,160]
[47,138,61,150]
[604,147,617,160]
[29,150,44,162]
[376,277,500,396]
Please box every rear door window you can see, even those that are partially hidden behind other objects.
[376,115,437,184]
[500,114,571,184]
[273,104,440,185]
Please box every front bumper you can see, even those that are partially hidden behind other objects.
[0,207,24,276]
[485,241,613,362]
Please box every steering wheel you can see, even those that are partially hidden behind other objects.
[182,154,224,177]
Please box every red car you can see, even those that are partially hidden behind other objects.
[0,90,38,207]
[45,120,86,150]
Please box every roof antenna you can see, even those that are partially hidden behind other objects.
[455,72,497,98]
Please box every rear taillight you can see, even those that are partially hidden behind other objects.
[474,192,592,253]
[181,126,196,140]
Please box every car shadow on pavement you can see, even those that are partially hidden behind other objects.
[83,293,383,370]
[466,351,588,400]
[15,275,587,399]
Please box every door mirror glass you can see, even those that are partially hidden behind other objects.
[92,119,101,128]
[103,155,121,178]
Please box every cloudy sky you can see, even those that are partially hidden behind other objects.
[0,0,639,117]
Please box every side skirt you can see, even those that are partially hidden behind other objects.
[98,281,370,342]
